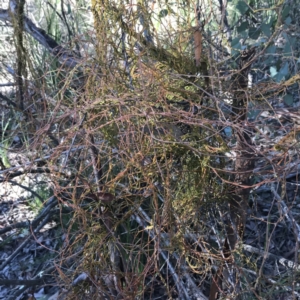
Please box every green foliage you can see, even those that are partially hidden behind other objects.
[228,0,249,24]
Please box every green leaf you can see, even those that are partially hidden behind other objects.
[249,27,260,39]
[223,127,232,137]
[266,44,276,54]
[283,94,293,106]
[265,56,273,65]
[228,0,250,24]
[159,9,168,18]
[236,1,249,14]
[283,43,291,56]
[274,62,289,82]
[270,66,277,77]
[261,23,271,37]
[281,6,290,19]
[285,16,292,25]
[283,37,295,56]
[279,62,289,76]
[248,109,260,120]
[268,15,277,26]
[231,37,240,45]
[237,21,248,33]
[231,38,242,55]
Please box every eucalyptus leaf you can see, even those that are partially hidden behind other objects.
[231,37,240,47]
[261,23,271,37]
[249,27,260,39]
[285,16,292,25]
[236,1,249,14]
[237,21,248,33]
[266,44,276,54]
[275,73,284,83]
[265,56,273,65]
[231,37,242,55]
[270,66,277,77]
[228,0,248,24]
[283,94,293,106]
[223,127,232,137]
[248,109,260,120]
[281,6,290,19]
[279,62,289,76]
[283,36,296,56]
[274,62,289,82]
[268,15,277,28]
[228,9,238,26]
